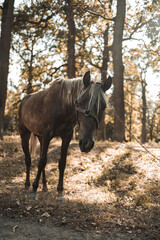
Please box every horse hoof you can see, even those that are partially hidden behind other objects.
[22,189,29,195]
[58,196,65,202]
[42,187,48,192]
[57,192,65,202]
[24,186,30,191]
[29,192,37,200]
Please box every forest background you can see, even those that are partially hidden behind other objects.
[0,0,160,142]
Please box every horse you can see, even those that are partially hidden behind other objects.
[19,71,112,199]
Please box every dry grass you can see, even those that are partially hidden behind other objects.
[0,137,160,236]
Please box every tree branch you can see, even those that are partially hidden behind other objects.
[84,7,115,22]
[89,60,101,70]
[123,37,147,45]
[124,101,142,113]
[124,16,159,42]
[14,6,64,27]
[50,63,67,77]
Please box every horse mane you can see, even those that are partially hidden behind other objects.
[88,84,108,114]
[76,82,109,115]
[54,77,83,106]
[52,77,108,112]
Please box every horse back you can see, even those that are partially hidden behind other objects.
[19,80,76,137]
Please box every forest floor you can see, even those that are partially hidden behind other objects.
[0,136,160,240]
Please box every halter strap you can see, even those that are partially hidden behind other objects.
[75,106,99,128]
[75,83,103,128]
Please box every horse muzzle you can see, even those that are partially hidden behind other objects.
[79,138,94,153]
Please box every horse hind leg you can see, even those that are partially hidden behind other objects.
[20,129,31,190]
[32,135,50,193]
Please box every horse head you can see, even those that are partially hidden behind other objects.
[75,71,112,153]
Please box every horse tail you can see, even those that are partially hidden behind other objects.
[29,133,38,157]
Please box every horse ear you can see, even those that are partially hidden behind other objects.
[83,71,91,87]
[102,76,112,92]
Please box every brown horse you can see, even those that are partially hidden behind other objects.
[19,71,112,198]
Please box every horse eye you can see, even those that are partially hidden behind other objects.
[74,99,80,106]
[85,110,90,117]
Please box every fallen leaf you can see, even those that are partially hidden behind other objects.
[61,217,67,225]
[41,212,50,218]
[26,206,32,211]
[16,200,20,206]
[12,225,18,233]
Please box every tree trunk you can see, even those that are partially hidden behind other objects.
[149,114,154,141]
[0,0,15,140]
[141,78,147,143]
[97,0,112,140]
[64,0,76,78]
[27,43,34,94]
[97,26,110,140]
[129,92,133,141]
[112,0,126,142]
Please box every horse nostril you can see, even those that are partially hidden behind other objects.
[74,99,80,108]
[85,110,90,116]
[79,139,83,147]
[91,140,94,149]
[79,139,87,148]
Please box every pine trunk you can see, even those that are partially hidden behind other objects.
[0,0,15,140]
[27,45,34,94]
[97,26,110,141]
[112,0,126,142]
[97,0,112,140]
[141,79,147,143]
[64,0,76,78]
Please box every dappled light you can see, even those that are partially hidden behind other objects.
[0,137,160,237]
[0,0,160,239]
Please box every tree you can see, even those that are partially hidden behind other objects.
[64,0,76,78]
[12,1,63,96]
[96,24,110,140]
[97,0,113,140]
[112,0,126,142]
[147,101,159,141]
[81,0,113,140]
[4,0,159,140]
[141,75,147,143]
[0,0,15,140]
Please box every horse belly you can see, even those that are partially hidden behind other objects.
[22,115,43,135]
[21,104,48,136]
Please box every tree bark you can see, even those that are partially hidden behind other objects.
[141,78,147,143]
[0,0,15,140]
[64,0,76,78]
[27,43,34,94]
[112,0,126,142]
[97,26,110,140]
[96,0,112,140]
[129,92,133,141]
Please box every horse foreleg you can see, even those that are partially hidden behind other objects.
[42,169,48,192]
[32,136,50,193]
[37,136,48,192]
[57,133,73,198]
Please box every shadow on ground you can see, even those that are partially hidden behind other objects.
[0,138,160,239]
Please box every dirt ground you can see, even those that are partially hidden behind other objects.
[0,136,160,239]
